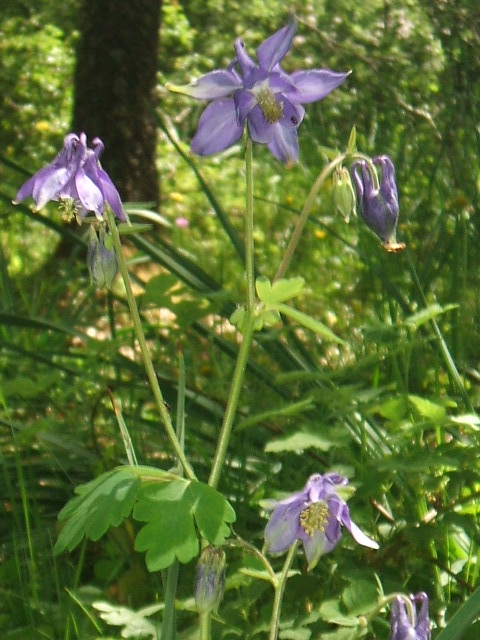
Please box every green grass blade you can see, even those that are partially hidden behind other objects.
[435,587,480,640]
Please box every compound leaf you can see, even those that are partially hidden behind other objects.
[54,467,236,573]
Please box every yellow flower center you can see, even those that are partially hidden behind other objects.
[59,197,78,223]
[299,501,329,537]
[255,86,283,124]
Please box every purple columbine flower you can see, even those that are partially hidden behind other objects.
[351,155,404,250]
[167,23,349,167]
[390,593,431,640]
[264,472,379,570]
[14,132,126,222]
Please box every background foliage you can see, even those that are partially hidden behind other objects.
[1,0,479,638]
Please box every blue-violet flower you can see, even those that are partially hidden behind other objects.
[351,155,405,251]
[390,593,431,640]
[14,132,126,222]
[264,472,379,570]
[168,23,349,167]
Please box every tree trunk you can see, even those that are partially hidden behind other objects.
[72,0,161,204]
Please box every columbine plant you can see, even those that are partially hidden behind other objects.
[13,19,416,640]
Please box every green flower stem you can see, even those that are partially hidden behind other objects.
[161,349,186,640]
[268,541,300,640]
[106,209,196,480]
[275,154,346,281]
[274,151,377,281]
[244,136,256,310]
[227,535,277,585]
[107,388,138,466]
[161,560,179,640]
[199,611,211,640]
[359,593,415,628]
[208,137,256,490]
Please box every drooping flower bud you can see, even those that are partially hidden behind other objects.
[351,155,405,252]
[194,546,226,614]
[332,166,357,222]
[87,226,118,289]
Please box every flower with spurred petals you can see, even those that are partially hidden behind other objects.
[264,473,379,570]
[14,133,126,223]
[351,155,405,251]
[390,593,431,640]
[167,23,349,167]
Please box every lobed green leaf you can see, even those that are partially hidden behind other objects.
[54,467,235,572]
[54,468,142,554]
[255,275,305,305]
[133,479,235,571]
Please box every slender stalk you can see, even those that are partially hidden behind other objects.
[161,348,186,640]
[106,209,196,480]
[208,138,256,489]
[275,154,346,281]
[227,535,277,585]
[107,389,138,466]
[268,541,299,640]
[244,137,256,311]
[274,151,377,281]
[199,612,211,640]
[161,561,179,640]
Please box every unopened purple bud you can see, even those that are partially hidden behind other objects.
[351,155,404,251]
[87,226,118,289]
[194,546,226,614]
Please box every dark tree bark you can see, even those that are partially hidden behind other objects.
[72,0,161,204]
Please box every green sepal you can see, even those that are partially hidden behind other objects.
[346,125,357,154]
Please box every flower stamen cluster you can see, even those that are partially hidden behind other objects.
[254,85,284,124]
[299,501,329,537]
